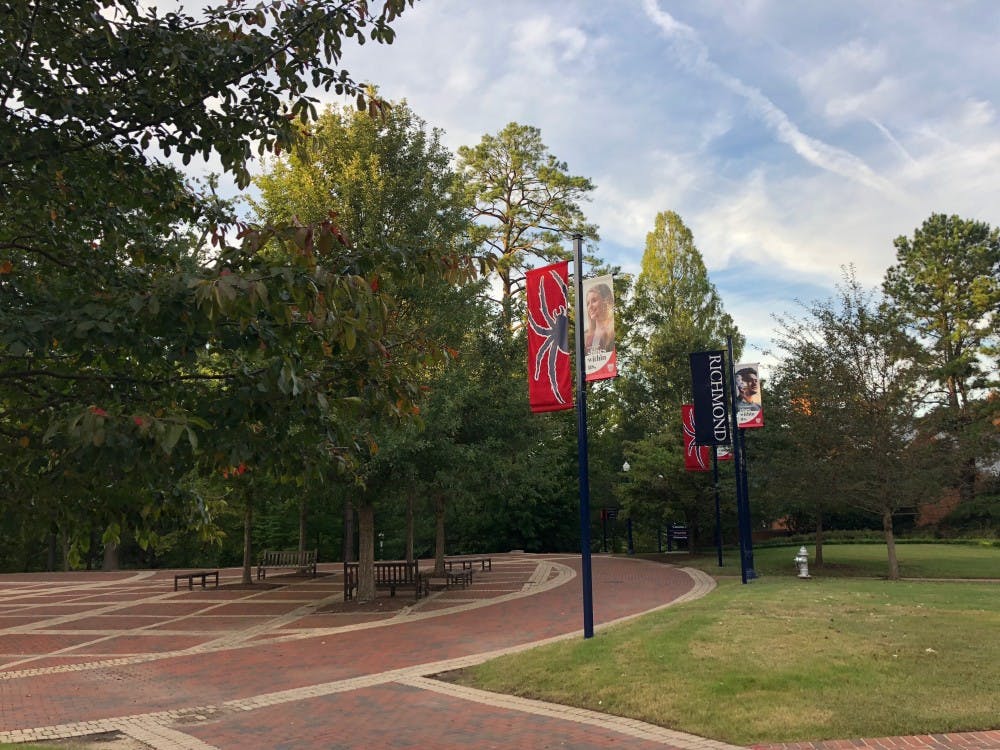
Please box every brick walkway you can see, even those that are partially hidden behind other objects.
[0,554,995,749]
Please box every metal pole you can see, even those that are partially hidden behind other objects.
[738,427,757,579]
[573,235,595,638]
[713,446,723,567]
[727,335,750,584]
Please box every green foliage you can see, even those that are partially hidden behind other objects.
[0,0,426,571]
[883,213,1000,510]
[615,211,742,546]
[457,122,598,321]
[764,269,955,576]
[884,214,999,411]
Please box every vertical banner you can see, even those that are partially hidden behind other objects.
[582,274,618,381]
[527,261,573,413]
[689,350,731,446]
[682,405,711,472]
[734,362,764,429]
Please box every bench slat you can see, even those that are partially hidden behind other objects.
[257,550,317,580]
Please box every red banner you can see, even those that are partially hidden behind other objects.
[527,262,573,413]
[682,404,711,471]
[683,404,733,470]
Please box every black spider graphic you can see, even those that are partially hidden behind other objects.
[528,269,570,405]
[683,410,710,470]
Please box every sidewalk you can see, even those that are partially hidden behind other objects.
[0,555,995,749]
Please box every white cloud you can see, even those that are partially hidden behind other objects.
[147,0,1000,355]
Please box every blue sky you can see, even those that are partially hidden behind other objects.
[328,0,1000,365]
[169,1,1000,367]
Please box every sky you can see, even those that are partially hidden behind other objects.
[175,1,1000,367]
[324,0,1000,365]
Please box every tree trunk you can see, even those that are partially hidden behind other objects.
[241,497,253,585]
[433,492,446,576]
[882,508,899,580]
[814,509,824,568]
[298,497,307,554]
[102,540,119,571]
[958,456,977,505]
[85,527,99,570]
[47,529,57,571]
[405,491,415,564]
[343,500,355,563]
[357,503,375,602]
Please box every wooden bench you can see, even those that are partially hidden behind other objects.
[257,549,317,580]
[174,570,219,591]
[344,560,422,600]
[421,568,473,596]
[445,556,492,572]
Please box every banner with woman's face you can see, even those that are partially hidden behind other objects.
[582,274,618,381]
[734,362,764,429]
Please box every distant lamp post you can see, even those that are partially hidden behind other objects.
[378,531,384,560]
[621,461,634,554]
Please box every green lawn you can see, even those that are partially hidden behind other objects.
[457,545,1000,745]
[670,541,1000,579]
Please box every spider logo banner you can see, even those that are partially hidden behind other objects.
[527,261,573,413]
[682,404,732,471]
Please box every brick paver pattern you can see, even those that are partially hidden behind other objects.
[0,554,995,749]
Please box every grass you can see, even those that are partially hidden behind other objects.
[456,545,1000,745]
[667,541,1000,579]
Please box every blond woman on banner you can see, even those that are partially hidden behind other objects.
[582,275,618,381]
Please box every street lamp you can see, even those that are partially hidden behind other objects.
[378,531,384,560]
[622,461,635,555]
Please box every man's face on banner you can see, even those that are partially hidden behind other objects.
[738,370,759,401]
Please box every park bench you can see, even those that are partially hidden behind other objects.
[174,570,219,591]
[421,567,473,596]
[343,560,422,601]
[256,549,317,580]
[445,556,492,572]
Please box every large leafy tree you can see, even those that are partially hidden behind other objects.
[457,122,598,327]
[1,0,430,570]
[770,270,950,578]
[883,214,1000,506]
[617,211,743,547]
[252,100,474,598]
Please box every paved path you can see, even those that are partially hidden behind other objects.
[0,554,996,749]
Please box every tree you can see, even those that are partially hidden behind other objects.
[883,214,1000,506]
[252,100,474,598]
[1,1,434,570]
[771,270,951,578]
[457,122,598,327]
[617,211,743,547]
[625,211,743,423]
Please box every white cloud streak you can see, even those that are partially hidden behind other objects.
[640,0,899,197]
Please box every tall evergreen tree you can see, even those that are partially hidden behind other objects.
[457,122,598,327]
[883,214,1000,507]
[617,211,742,548]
